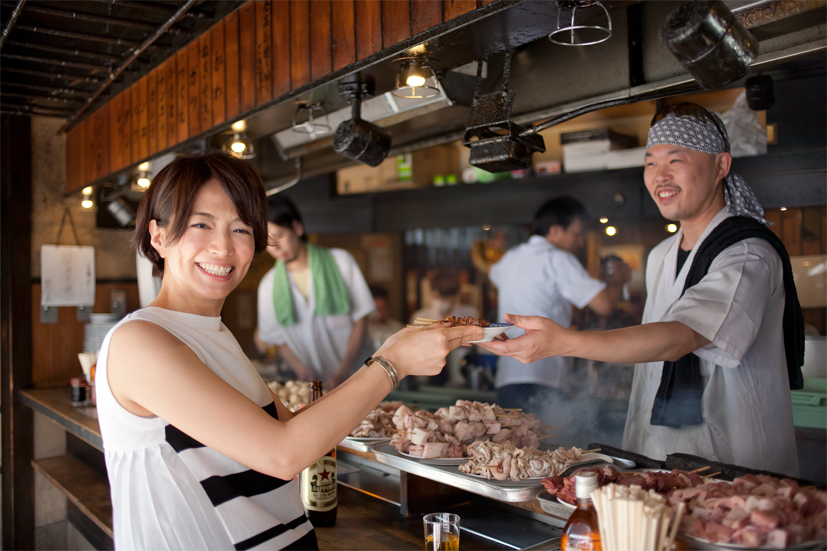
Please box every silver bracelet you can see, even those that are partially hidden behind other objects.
[366,356,399,391]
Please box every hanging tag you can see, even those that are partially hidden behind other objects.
[41,244,96,308]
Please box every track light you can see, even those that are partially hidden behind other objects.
[81,186,94,209]
[660,1,758,90]
[333,82,391,167]
[225,120,255,159]
[393,57,439,99]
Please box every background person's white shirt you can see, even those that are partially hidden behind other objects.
[490,235,606,390]
[257,248,375,381]
[623,208,799,477]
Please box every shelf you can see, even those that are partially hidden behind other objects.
[32,454,113,540]
[20,387,102,451]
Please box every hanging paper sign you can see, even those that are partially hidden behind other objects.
[41,245,96,307]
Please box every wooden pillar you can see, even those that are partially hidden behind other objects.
[0,114,34,549]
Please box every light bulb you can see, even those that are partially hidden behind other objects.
[605,226,617,236]
[666,223,678,233]
[231,120,246,132]
[81,199,93,209]
[137,177,151,188]
[406,74,426,87]
[82,186,93,195]
[138,162,150,171]
[231,140,247,153]
[599,217,608,224]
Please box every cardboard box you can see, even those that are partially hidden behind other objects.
[337,144,460,194]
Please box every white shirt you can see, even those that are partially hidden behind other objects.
[623,208,799,477]
[97,307,316,550]
[489,235,606,389]
[257,248,375,381]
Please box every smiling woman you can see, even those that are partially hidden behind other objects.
[95,150,484,550]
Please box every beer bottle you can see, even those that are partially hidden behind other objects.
[561,471,601,550]
[300,381,337,526]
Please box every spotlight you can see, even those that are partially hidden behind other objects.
[392,57,439,99]
[81,186,94,209]
[333,82,391,167]
[549,1,612,47]
[107,197,136,227]
[660,1,758,90]
[224,120,255,159]
[605,226,617,236]
[745,74,775,111]
[136,172,151,188]
[667,223,678,233]
[599,217,609,224]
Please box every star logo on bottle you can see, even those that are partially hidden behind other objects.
[319,468,332,481]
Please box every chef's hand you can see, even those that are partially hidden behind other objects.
[379,323,484,379]
[475,313,569,363]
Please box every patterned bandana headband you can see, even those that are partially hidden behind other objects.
[647,111,769,225]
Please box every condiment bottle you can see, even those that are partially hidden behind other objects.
[300,381,337,526]
[70,378,88,407]
[561,471,601,551]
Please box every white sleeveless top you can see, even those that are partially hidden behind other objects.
[96,307,317,550]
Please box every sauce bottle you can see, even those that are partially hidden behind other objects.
[300,381,337,526]
[561,471,601,551]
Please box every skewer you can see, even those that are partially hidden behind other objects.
[701,471,721,479]
[501,408,522,411]
[415,318,439,323]
[689,466,710,473]
[583,448,601,453]
[538,434,555,441]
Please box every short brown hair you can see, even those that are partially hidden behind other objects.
[132,151,268,277]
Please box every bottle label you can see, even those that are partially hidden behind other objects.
[301,457,337,512]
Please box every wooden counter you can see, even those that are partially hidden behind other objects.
[21,387,559,550]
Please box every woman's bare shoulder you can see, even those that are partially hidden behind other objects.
[108,319,190,361]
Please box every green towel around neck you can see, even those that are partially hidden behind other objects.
[272,242,351,327]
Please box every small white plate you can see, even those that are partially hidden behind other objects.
[536,489,577,511]
[468,323,512,343]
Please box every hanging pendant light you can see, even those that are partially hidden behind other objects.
[225,120,255,159]
[392,57,440,99]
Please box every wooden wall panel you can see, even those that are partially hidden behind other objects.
[108,93,122,174]
[157,62,168,152]
[331,0,355,71]
[802,208,823,255]
[65,126,82,193]
[272,0,291,96]
[147,71,158,156]
[255,0,274,106]
[166,57,178,147]
[187,40,201,137]
[79,118,92,186]
[239,3,257,113]
[211,21,226,127]
[765,208,782,239]
[199,34,213,132]
[225,10,241,120]
[119,91,132,170]
[90,106,110,180]
[412,0,442,35]
[30,283,140,388]
[356,0,382,60]
[137,76,148,162]
[176,49,189,142]
[781,208,803,256]
[443,0,478,21]
[290,0,310,88]
[130,84,140,164]
[382,0,410,48]
[310,0,332,81]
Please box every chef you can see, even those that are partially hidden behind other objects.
[479,103,804,477]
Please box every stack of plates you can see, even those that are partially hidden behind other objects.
[83,313,123,353]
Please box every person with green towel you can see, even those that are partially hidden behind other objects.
[257,196,375,389]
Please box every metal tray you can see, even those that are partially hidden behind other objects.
[371,443,542,502]
[338,437,389,453]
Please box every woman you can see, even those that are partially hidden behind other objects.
[96,151,483,550]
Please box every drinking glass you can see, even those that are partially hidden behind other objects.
[423,512,460,551]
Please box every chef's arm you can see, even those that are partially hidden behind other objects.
[477,314,710,365]
[326,315,369,389]
[278,344,314,381]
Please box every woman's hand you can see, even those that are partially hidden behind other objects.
[475,313,571,363]
[379,323,484,379]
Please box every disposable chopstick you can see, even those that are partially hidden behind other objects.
[583,448,601,454]
[689,466,710,473]
[701,471,721,479]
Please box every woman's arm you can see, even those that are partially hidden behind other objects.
[325,315,369,389]
[476,313,710,365]
[107,321,482,481]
